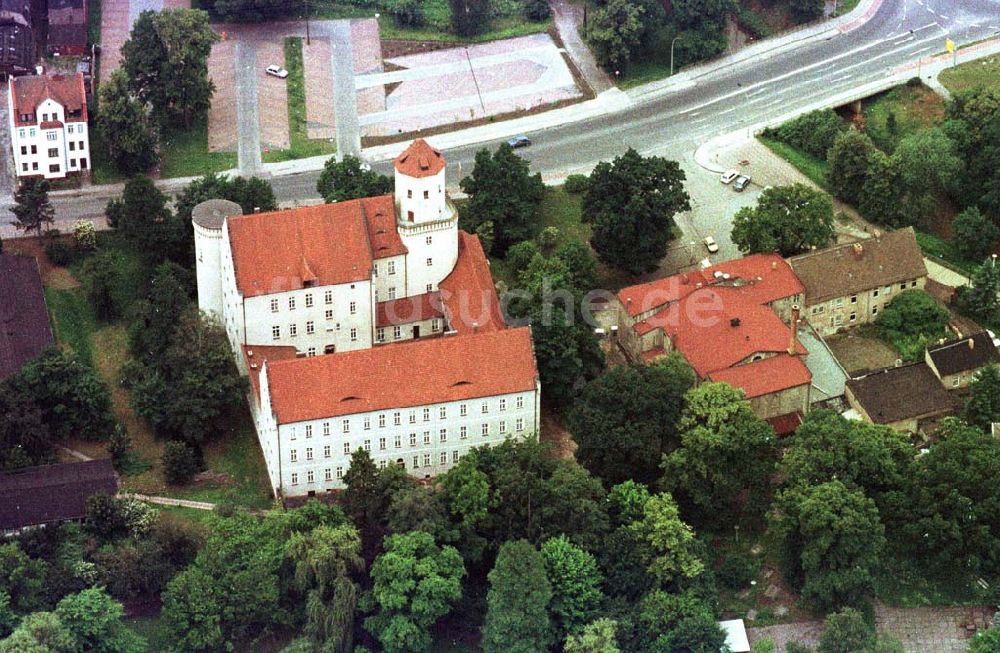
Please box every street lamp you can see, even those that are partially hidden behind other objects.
[304,0,310,45]
[670,35,682,77]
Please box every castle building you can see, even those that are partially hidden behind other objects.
[194,140,540,497]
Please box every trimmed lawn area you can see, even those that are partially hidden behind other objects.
[758,136,831,191]
[833,0,862,16]
[938,54,1000,95]
[159,120,238,179]
[44,287,97,366]
[263,38,337,163]
[913,229,979,277]
[862,83,946,153]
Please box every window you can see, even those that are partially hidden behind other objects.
[350,328,358,342]
[423,431,431,445]
[849,312,857,322]
[388,261,396,275]
[482,423,489,436]
[31,162,36,171]
[325,468,332,481]
[364,416,371,430]
[440,452,447,465]
[885,285,892,295]
[42,113,48,121]
[423,408,431,422]
[410,433,417,446]
[272,326,280,340]
[426,258,433,267]
[29,130,35,137]
[393,326,401,340]
[440,429,447,442]
[407,189,412,198]
[289,324,297,337]
[306,448,313,461]
[952,377,960,387]
[325,309,334,321]
[873,288,879,298]
[409,411,416,424]
[69,142,75,151]
[374,290,378,302]
[426,284,433,293]
[307,347,316,357]
[324,445,331,458]
[30,145,36,154]
[379,414,386,428]
[323,422,330,437]
[379,437,386,450]
[336,466,344,479]
[872,306,878,316]
[439,407,446,419]
[460,404,467,417]
[305,294,313,307]
[426,236,432,245]
[516,418,524,432]
[423,454,431,467]
[424,190,429,199]
[499,421,507,434]
[21,163,26,172]
[49,164,60,173]
[78,141,84,150]
[19,146,25,155]
[379,460,387,470]
[47,133,57,142]
[408,211,414,221]
[342,419,350,433]
[388,287,396,300]
[453,451,460,463]
[911,281,917,288]
[289,297,296,310]
[291,473,298,485]
[516,396,524,409]
[18,129,23,138]
[850,295,858,304]
[393,412,401,426]
[68,125,74,134]
[432,318,441,333]
[377,328,386,342]
[70,159,76,168]
[460,426,467,439]
[394,434,401,448]
[481,401,489,414]
[413,456,419,468]
[307,470,314,483]
[364,439,371,452]
[343,442,350,454]
[349,301,356,315]
[811,305,824,315]
[835,298,844,308]
[270,299,279,313]
[290,449,298,463]
[305,425,313,438]
[499,399,506,412]
[306,321,315,335]
[325,290,333,304]
[900,283,907,291]
[291,429,297,441]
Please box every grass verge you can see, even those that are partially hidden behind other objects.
[914,230,977,277]
[45,287,97,366]
[861,83,946,153]
[758,136,831,191]
[262,37,337,164]
[159,120,238,179]
[833,0,861,16]
[938,54,1000,95]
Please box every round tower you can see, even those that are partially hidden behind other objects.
[393,139,458,296]
[192,199,243,319]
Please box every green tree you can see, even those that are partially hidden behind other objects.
[11,178,54,237]
[565,619,621,653]
[858,150,905,227]
[770,109,844,158]
[541,536,604,639]
[160,565,224,651]
[650,613,727,653]
[109,175,187,260]
[342,450,414,548]
[0,385,54,471]
[106,424,131,471]
[661,382,778,525]
[0,543,48,615]
[54,588,144,653]
[483,540,555,653]
[816,607,875,653]
[364,531,465,653]
[388,0,426,25]
[892,128,963,224]
[877,289,951,361]
[449,0,489,36]
[963,365,1000,433]
[95,69,159,173]
[161,441,200,485]
[507,240,542,277]
[970,627,1000,653]
[631,492,704,586]
[951,207,1000,261]
[956,256,1000,325]
[316,155,393,203]
[827,129,877,205]
[128,261,193,365]
[634,588,717,651]
[175,173,278,223]
[671,0,733,28]
[569,356,696,486]
[200,0,303,22]
[586,0,643,70]
[772,481,885,611]
[122,9,219,127]
[460,144,545,255]
[584,149,691,274]
[286,524,364,653]
[82,250,120,322]
[0,611,75,653]
[731,184,835,257]
[13,349,115,441]
[554,240,600,292]
[787,0,824,22]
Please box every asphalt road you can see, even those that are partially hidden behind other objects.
[22,0,1000,228]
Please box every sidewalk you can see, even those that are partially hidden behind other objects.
[550,0,613,95]
[120,493,216,511]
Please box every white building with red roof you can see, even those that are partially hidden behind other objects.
[614,254,811,423]
[7,73,89,180]
[193,140,540,497]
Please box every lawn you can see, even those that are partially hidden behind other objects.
[44,287,97,366]
[159,120,238,179]
[913,229,979,277]
[88,123,129,185]
[262,38,337,164]
[861,83,946,153]
[758,136,831,191]
[938,54,1000,95]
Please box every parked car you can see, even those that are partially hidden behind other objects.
[507,135,531,148]
[703,236,719,253]
[266,65,289,78]
[734,175,751,192]
[720,169,739,184]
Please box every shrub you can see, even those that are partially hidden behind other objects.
[718,553,760,591]
[45,241,77,266]
[72,220,97,251]
[85,492,127,542]
[524,0,550,21]
[162,441,200,485]
[386,0,425,26]
[506,240,541,277]
[564,174,590,194]
[107,424,131,471]
[772,109,845,159]
[538,226,560,253]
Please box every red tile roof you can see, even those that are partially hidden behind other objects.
[227,195,403,297]
[708,355,811,399]
[264,327,538,424]
[394,138,446,178]
[243,345,299,401]
[617,254,802,318]
[0,254,54,380]
[439,232,506,334]
[376,292,444,327]
[11,73,87,126]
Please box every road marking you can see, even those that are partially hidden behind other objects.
[892,35,914,45]
[746,87,768,97]
[926,7,937,15]
[939,15,949,20]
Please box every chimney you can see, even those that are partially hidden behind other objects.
[969,337,975,350]
[472,322,479,333]
[771,260,777,270]
[788,305,800,354]
[852,242,864,258]
[730,318,741,328]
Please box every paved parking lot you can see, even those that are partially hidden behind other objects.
[303,39,336,140]
[207,40,238,153]
[100,0,190,79]
[257,40,290,151]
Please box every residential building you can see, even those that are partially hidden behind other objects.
[788,228,928,336]
[925,332,1000,389]
[0,0,33,77]
[0,253,54,379]
[845,363,959,432]
[8,73,90,180]
[194,139,540,497]
[0,459,118,534]
[613,254,811,421]
[48,0,88,56]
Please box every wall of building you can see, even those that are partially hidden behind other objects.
[805,278,926,336]
[748,383,810,420]
[194,222,224,318]
[372,254,407,303]
[375,315,443,344]
[9,96,89,180]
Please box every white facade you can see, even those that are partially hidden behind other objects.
[253,360,541,495]
[8,87,89,180]
[394,165,459,297]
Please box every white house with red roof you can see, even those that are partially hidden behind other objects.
[193,140,540,497]
[7,73,89,180]
[614,254,811,423]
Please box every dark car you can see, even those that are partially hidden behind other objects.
[734,175,751,192]
[507,135,531,148]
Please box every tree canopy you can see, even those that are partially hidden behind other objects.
[316,155,393,203]
[96,69,159,173]
[482,539,555,653]
[731,184,835,257]
[963,365,1000,433]
[11,178,54,237]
